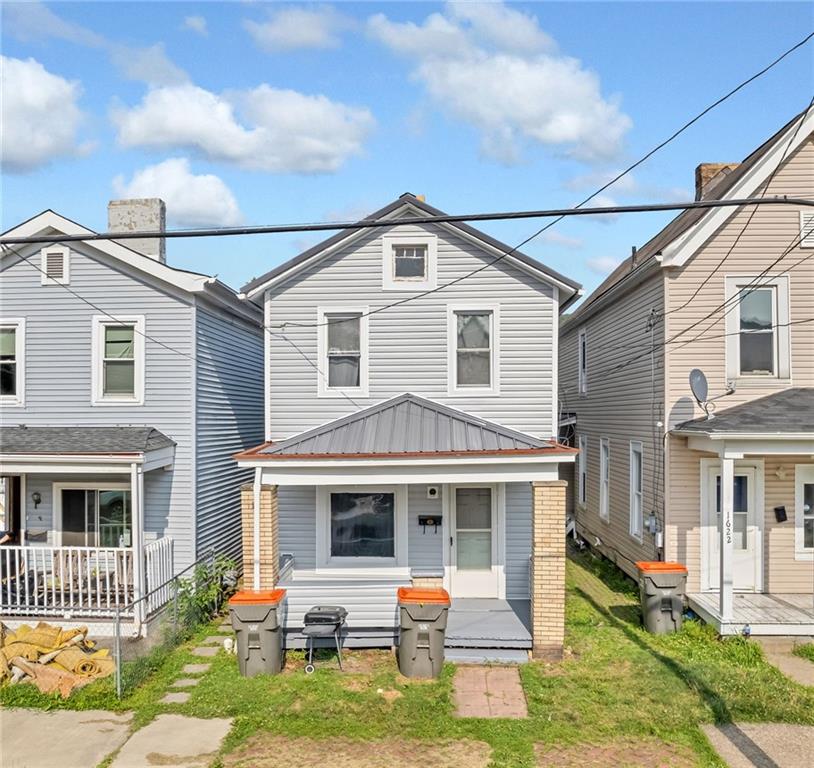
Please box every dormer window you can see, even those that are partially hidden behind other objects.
[40,246,70,285]
[382,235,437,291]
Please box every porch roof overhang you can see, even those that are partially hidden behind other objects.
[0,426,176,474]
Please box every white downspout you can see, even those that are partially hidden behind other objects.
[253,466,262,590]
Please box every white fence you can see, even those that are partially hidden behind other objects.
[0,538,174,619]
[144,537,175,615]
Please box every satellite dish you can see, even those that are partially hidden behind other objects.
[689,368,708,406]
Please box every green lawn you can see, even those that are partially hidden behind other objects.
[4,550,814,767]
[794,642,814,663]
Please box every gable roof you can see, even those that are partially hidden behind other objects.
[237,392,573,459]
[564,107,814,326]
[240,193,582,307]
[1,209,262,324]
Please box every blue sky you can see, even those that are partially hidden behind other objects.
[2,1,812,298]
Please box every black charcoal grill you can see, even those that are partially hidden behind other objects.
[301,605,347,674]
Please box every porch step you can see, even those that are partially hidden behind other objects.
[445,648,529,665]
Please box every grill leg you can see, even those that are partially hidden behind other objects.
[334,628,342,670]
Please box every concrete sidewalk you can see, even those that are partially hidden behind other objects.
[703,723,814,768]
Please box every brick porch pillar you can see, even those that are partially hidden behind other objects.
[531,479,567,660]
[239,483,279,590]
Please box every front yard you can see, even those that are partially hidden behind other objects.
[3,549,813,767]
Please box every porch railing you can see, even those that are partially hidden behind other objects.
[144,537,174,615]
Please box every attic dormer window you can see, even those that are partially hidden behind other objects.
[40,246,70,285]
[382,235,437,291]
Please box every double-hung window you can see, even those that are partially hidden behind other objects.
[0,319,24,405]
[578,328,588,395]
[448,305,499,395]
[318,307,368,397]
[577,435,587,507]
[92,316,145,405]
[795,465,814,560]
[599,438,610,521]
[629,441,643,540]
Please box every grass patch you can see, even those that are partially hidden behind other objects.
[794,643,814,663]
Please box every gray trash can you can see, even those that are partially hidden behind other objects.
[229,589,286,676]
[397,587,450,678]
[636,562,687,634]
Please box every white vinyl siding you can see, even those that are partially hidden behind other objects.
[0,318,25,406]
[91,315,145,405]
[599,437,610,521]
[577,435,587,507]
[629,441,643,541]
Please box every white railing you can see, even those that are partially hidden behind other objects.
[144,537,175,615]
[0,545,134,618]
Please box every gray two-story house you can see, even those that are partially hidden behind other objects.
[0,199,264,633]
[236,193,582,660]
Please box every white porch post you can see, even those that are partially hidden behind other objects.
[131,462,146,627]
[719,452,734,621]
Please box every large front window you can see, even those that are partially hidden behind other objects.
[330,492,394,558]
[61,487,132,548]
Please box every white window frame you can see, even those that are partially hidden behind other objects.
[629,441,643,541]
[381,234,437,291]
[40,246,70,285]
[53,481,131,547]
[447,302,500,397]
[800,211,814,248]
[724,275,790,382]
[91,315,145,406]
[795,464,814,561]
[316,306,369,398]
[577,434,587,507]
[315,485,408,571]
[0,318,25,407]
[599,437,610,522]
[578,328,588,395]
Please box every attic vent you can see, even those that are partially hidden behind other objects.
[40,246,70,285]
[801,212,814,249]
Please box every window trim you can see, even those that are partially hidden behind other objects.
[578,328,588,395]
[800,211,814,248]
[315,485,408,570]
[795,464,814,561]
[40,246,70,285]
[577,435,587,507]
[91,315,145,406]
[0,318,25,407]
[381,234,437,291]
[599,437,610,522]
[317,306,369,398]
[629,441,643,542]
[724,275,790,382]
[447,302,501,397]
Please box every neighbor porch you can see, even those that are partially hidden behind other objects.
[687,592,814,637]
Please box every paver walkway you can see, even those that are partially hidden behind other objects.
[111,713,233,768]
[453,665,527,718]
[757,638,814,686]
[702,723,814,767]
[1,708,132,768]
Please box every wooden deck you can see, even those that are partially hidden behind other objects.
[687,592,814,636]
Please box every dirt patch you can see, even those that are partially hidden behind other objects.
[534,739,695,767]
[378,688,403,704]
[224,735,492,768]
[283,648,392,676]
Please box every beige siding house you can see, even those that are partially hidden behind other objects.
[560,110,814,636]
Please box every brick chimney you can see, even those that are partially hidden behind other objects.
[694,163,740,201]
[108,198,166,263]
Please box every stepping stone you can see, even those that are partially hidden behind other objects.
[192,646,218,657]
[182,663,211,675]
[201,635,226,645]
[172,678,201,688]
[219,622,232,632]
[453,665,527,719]
[161,691,191,704]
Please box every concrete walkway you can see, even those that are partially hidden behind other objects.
[757,638,814,686]
[453,666,527,718]
[703,723,814,768]
[0,708,133,768]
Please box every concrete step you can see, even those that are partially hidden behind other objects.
[444,648,529,665]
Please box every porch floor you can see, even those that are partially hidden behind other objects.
[687,592,814,637]
[446,599,531,649]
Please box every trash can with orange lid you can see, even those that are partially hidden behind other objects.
[635,562,687,634]
[229,589,287,676]
[397,587,451,678]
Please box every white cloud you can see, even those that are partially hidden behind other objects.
[566,170,692,202]
[1,56,89,172]
[540,230,583,249]
[112,83,375,173]
[113,158,242,227]
[110,43,188,87]
[368,2,631,165]
[587,255,624,275]
[244,5,351,52]
[183,15,208,36]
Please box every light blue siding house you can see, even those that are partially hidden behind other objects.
[0,200,264,633]
[237,194,582,660]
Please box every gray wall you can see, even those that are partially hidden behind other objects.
[266,220,558,441]
[505,482,532,599]
[194,303,264,564]
[278,486,317,569]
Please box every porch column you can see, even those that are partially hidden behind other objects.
[719,454,735,621]
[239,481,279,590]
[531,479,567,660]
[131,462,146,627]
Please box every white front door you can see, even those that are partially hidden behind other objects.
[448,485,501,598]
[703,465,762,592]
